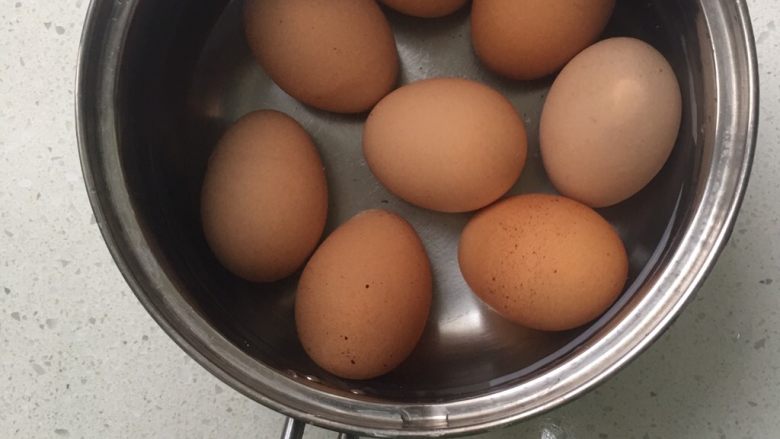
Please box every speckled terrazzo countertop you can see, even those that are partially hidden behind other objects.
[1,1,778,438]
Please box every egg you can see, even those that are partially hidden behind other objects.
[296,209,432,380]
[471,0,615,80]
[540,37,683,207]
[379,0,468,18]
[363,78,527,213]
[244,0,399,113]
[201,110,328,282]
[458,194,628,331]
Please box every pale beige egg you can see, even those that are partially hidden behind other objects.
[540,37,683,207]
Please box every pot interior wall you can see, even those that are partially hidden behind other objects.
[116,0,706,401]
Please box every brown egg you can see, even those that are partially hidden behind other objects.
[296,209,432,380]
[379,0,468,18]
[201,110,328,282]
[363,78,527,213]
[471,0,615,80]
[244,0,399,113]
[540,37,683,208]
[459,194,628,331]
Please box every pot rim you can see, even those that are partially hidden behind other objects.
[75,0,759,436]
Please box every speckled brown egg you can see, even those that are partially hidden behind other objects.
[296,209,432,380]
[458,194,628,331]
[201,110,328,283]
[471,0,615,80]
[363,78,527,213]
[244,0,399,113]
[540,37,683,208]
[379,0,468,18]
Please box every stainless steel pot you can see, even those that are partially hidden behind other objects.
[76,0,758,437]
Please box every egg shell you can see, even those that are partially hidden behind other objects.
[458,194,628,331]
[379,0,468,18]
[296,209,432,380]
[201,110,328,283]
[540,37,683,208]
[244,0,399,113]
[471,0,615,80]
[363,78,527,213]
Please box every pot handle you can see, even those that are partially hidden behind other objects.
[281,417,361,439]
